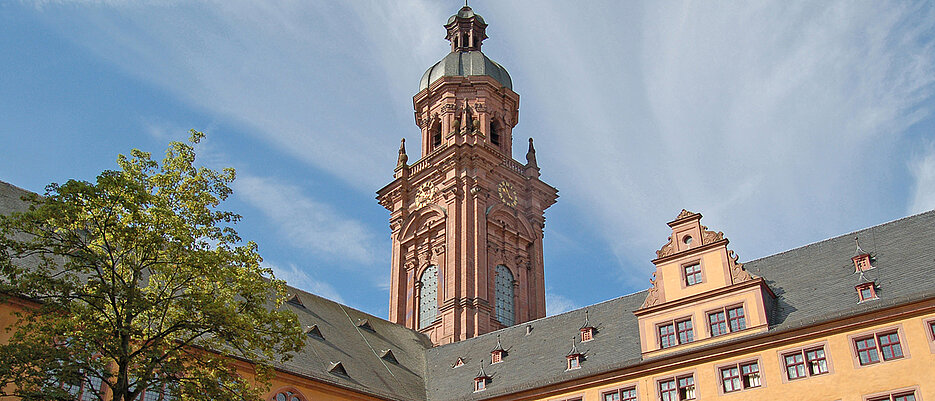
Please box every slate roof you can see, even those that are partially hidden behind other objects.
[423,209,935,401]
[274,286,432,401]
[4,178,935,401]
[0,180,432,401]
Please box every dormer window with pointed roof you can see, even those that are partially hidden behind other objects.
[852,237,873,272]
[490,335,506,364]
[579,310,595,342]
[857,281,878,302]
[453,357,465,368]
[357,319,374,332]
[474,363,490,392]
[566,339,583,370]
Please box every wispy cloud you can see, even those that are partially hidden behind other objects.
[263,260,344,303]
[546,291,578,316]
[235,175,379,265]
[32,1,443,191]
[493,1,935,288]
[909,141,935,214]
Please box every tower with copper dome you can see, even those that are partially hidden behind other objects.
[377,5,558,345]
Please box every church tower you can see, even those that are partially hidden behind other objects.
[377,5,558,345]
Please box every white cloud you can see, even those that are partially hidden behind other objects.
[909,142,935,214]
[491,1,935,287]
[234,175,378,265]
[546,291,578,316]
[263,260,344,303]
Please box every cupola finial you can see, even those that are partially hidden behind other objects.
[445,3,488,52]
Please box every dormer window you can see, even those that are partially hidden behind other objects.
[453,357,465,368]
[853,253,873,272]
[490,335,506,364]
[566,339,583,370]
[474,363,491,392]
[857,282,878,302]
[683,263,702,286]
[474,377,487,392]
[566,355,581,370]
[580,327,594,342]
[491,350,503,364]
[579,310,595,342]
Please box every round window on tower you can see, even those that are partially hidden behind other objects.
[683,235,693,245]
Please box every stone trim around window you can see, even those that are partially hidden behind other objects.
[656,316,695,349]
[846,324,911,369]
[600,382,639,401]
[654,369,697,401]
[705,303,747,338]
[714,356,765,396]
[679,259,704,289]
[775,340,834,384]
[862,385,922,401]
[924,317,935,354]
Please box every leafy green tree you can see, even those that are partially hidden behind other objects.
[0,131,305,401]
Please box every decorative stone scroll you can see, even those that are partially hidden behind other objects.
[728,250,755,283]
[701,225,724,245]
[642,273,661,308]
[656,236,674,259]
[675,209,696,220]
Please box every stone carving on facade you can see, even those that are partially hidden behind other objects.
[676,209,696,220]
[656,236,675,259]
[728,250,755,283]
[441,103,456,113]
[642,272,661,308]
[701,225,725,245]
[433,244,446,256]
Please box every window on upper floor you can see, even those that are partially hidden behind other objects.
[659,375,695,401]
[720,361,761,393]
[869,391,917,401]
[683,263,702,286]
[708,306,745,337]
[603,386,637,401]
[783,346,829,380]
[855,331,903,366]
[658,318,693,349]
[581,327,594,342]
[567,355,581,370]
[929,320,935,342]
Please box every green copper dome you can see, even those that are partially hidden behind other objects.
[419,51,512,91]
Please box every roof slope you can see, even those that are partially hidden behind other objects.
[276,287,432,401]
[0,180,433,401]
[424,209,935,401]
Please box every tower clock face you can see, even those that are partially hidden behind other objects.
[497,181,518,208]
[415,182,437,209]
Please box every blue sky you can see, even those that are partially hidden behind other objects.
[2,1,934,318]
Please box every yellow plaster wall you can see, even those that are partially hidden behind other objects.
[638,285,768,355]
[540,312,935,401]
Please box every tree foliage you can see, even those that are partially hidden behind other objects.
[0,131,305,401]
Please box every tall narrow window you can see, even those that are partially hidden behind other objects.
[430,119,442,149]
[419,265,438,329]
[490,119,501,146]
[495,265,514,326]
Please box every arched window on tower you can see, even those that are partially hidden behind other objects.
[489,119,501,147]
[495,265,514,326]
[431,119,442,150]
[419,265,439,329]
